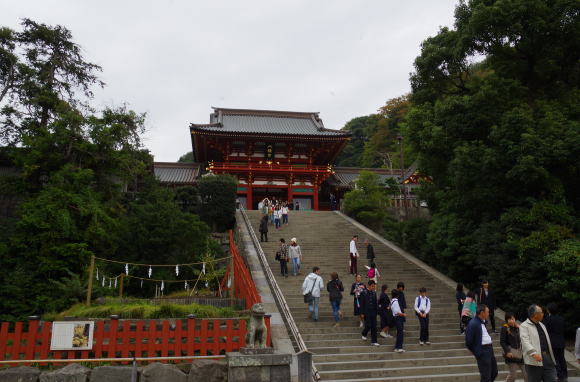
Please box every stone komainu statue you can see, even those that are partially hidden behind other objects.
[245,303,267,348]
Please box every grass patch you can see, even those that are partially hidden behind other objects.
[43,298,242,320]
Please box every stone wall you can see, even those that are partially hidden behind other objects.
[0,360,227,382]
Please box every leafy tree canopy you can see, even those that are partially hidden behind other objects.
[0,19,216,320]
[406,0,579,331]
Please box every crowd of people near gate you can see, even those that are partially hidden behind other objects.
[285,233,574,382]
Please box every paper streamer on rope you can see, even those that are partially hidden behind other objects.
[102,277,105,287]
[125,263,129,275]
[202,263,206,274]
[148,266,152,278]
[161,280,164,291]
[96,268,99,281]
[184,281,188,290]
[114,277,117,288]
[109,279,111,288]
[205,281,209,288]
[140,279,143,288]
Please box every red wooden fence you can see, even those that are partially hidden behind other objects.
[0,316,271,366]
[221,230,261,309]
[0,229,272,366]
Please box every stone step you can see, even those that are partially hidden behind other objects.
[311,347,505,362]
[308,340,469,354]
[315,355,505,371]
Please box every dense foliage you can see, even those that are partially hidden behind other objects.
[334,96,415,169]
[343,171,394,231]
[403,0,579,332]
[0,20,223,321]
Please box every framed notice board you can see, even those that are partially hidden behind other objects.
[50,321,94,350]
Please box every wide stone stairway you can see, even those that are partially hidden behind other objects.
[246,210,524,381]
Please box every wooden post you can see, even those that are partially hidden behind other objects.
[86,255,95,306]
[119,274,125,298]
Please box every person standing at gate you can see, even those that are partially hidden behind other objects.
[365,239,375,267]
[274,206,282,229]
[391,289,407,352]
[282,203,289,225]
[360,280,380,346]
[289,237,303,276]
[259,215,269,242]
[414,287,431,345]
[349,235,359,275]
[466,304,498,382]
[476,280,497,333]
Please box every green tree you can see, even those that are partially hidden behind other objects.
[406,0,579,331]
[178,151,194,162]
[343,171,389,231]
[196,174,237,232]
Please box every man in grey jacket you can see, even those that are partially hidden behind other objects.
[302,267,324,322]
[519,304,557,381]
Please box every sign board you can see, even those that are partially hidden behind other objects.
[50,321,94,350]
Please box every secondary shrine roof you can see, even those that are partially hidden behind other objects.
[190,107,351,137]
[154,162,201,185]
[327,167,400,188]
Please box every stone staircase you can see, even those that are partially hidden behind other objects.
[244,210,560,381]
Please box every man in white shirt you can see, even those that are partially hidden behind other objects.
[414,287,431,345]
[349,235,359,275]
[302,266,324,322]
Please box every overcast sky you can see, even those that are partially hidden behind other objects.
[2,1,458,162]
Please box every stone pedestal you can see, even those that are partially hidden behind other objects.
[227,350,291,382]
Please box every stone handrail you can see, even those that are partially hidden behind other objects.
[238,206,319,381]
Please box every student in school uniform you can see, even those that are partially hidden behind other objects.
[391,289,407,352]
[414,287,431,345]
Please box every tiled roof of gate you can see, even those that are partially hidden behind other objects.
[154,162,200,185]
[190,107,350,137]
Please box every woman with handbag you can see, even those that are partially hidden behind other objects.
[500,312,528,382]
[327,272,344,328]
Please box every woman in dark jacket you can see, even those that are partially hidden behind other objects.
[327,272,344,328]
[378,284,394,338]
[259,215,269,242]
[544,302,567,382]
[500,312,527,382]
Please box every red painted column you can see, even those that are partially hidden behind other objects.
[287,183,293,204]
[313,185,319,210]
[247,184,253,210]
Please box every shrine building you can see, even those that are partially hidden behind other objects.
[191,107,353,210]
[154,106,407,210]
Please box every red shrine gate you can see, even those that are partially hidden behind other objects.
[190,108,350,210]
